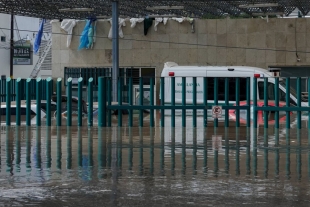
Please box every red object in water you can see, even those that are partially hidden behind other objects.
[229,100,292,125]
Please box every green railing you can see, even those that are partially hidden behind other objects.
[1,76,310,128]
[0,78,52,102]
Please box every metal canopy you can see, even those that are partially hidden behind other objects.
[0,0,309,19]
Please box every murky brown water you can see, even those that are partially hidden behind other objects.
[0,115,310,206]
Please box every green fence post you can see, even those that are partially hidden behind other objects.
[285,128,290,177]
[16,78,21,126]
[128,78,133,127]
[274,77,279,129]
[160,77,165,127]
[214,77,218,128]
[264,78,268,128]
[139,127,143,174]
[171,77,175,128]
[182,128,187,174]
[225,127,229,173]
[286,78,291,129]
[236,78,240,128]
[26,78,31,126]
[225,78,229,128]
[36,77,42,126]
[98,77,106,127]
[171,127,175,174]
[46,77,52,126]
[66,126,72,169]
[67,77,72,127]
[150,127,154,174]
[150,78,154,127]
[275,129,279,177]
[6,77,11,126]
[88,77,93,127]
[246,77,251,128]
[182,77,186,128]
[107,78,112,127]
[297,77,301,129]
[78,77,83,127]
[235,127,240,175]
[118,77,123,127]
[193,77,197,128]
[139,77,143,127]
[203,77,208,128]
[203,127,207,174]
[192,128,197,174]
[56,78,62,127]
[253,77,257,128]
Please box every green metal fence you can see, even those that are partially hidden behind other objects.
[64,67,152,103]
[0,78,52,102]
[2,76,310,129]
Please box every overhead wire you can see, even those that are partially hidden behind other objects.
[0,24,309,54]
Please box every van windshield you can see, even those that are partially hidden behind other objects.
[279,80,307,102]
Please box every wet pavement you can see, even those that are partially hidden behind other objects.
[0,116,310,206]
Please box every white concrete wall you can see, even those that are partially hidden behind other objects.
[0,14,51,79]
[52,18,310,78]
[51,18,310,102]
[0,14,11,78]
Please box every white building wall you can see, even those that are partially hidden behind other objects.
[0,14,51,79]
[0,14,11,78]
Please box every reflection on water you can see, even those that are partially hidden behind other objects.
[0,125,310,206]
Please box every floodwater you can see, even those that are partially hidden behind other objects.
[1,115,310,206]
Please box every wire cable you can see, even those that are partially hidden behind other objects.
[0,25,309,54]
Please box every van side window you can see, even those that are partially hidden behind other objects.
[258,82,289,103]
[208,77,247,101]
[258,82,278,100]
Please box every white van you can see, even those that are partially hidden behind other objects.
[160,62,307,115]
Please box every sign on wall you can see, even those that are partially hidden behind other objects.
[13,40,32,65]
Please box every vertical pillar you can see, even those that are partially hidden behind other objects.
[36,77,42,126]
[67,78,72,127]
[112,0,119,102]
[16,78,21,126]
[78,77,83,127]
[46,77,52,126]
[88,78,94,127]
[6,77,11,126]
[10,13,14,79]
[56,78,62,126]
[26,78,31,126]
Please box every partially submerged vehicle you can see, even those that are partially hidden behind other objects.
[0,101,46,123]
[160,62,307,115]
[229,100,293,125]
[53,96,88,118]
[61,102,149,119]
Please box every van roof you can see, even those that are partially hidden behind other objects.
[163,62,268,73]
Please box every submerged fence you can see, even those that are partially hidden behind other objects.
[1,76,310,128]
[0,126,308,180]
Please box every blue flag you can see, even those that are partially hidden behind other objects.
[33,19,45,54]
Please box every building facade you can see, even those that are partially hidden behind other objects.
[0,14,52,79]
[51,18,310,101]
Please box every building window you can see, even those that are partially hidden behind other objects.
[0,36,6,42]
